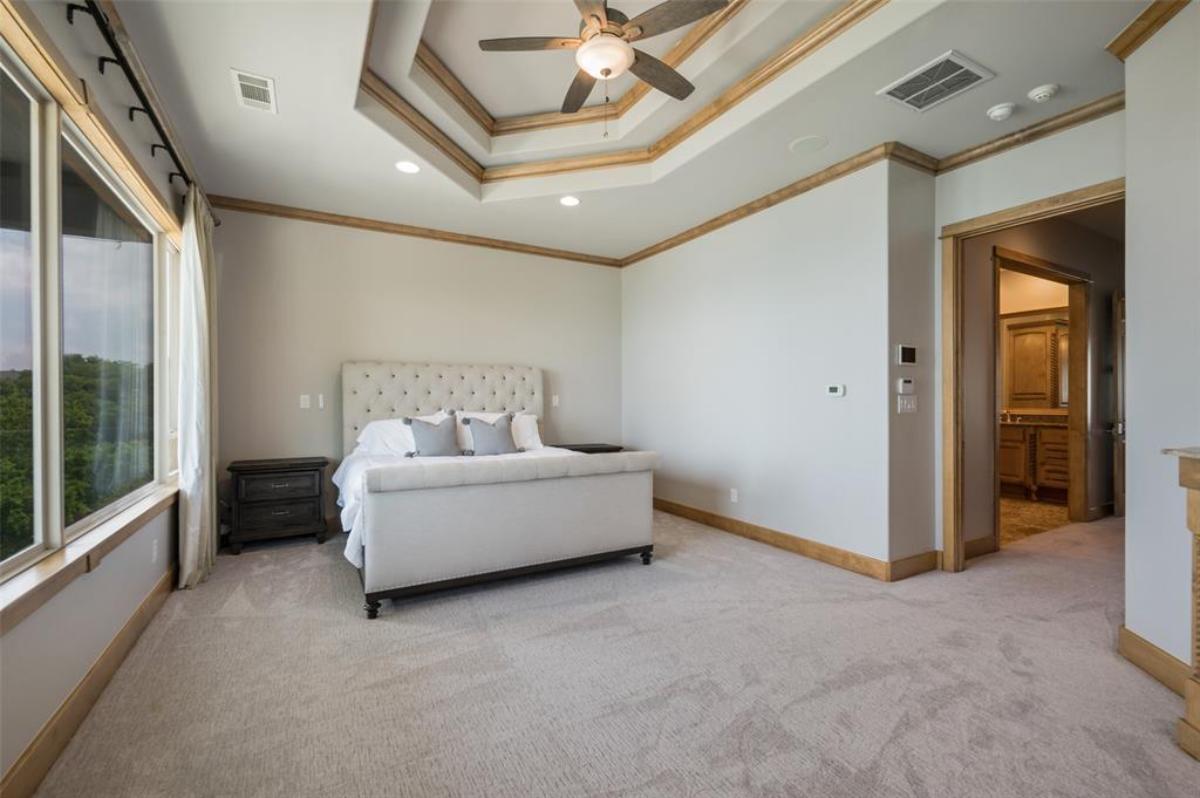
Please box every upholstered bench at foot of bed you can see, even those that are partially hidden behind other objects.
[358,452,658,618]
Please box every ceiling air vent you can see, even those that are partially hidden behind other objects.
[876,50,994,112]
[231,69,277,113]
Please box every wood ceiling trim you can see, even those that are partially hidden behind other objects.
[414,41,495,134]
[208,195,623,268]
[621,142,899,265]
[373,0,887,184]
[359,69,486,181]
[413,0,754,138]
[1105,0,1192,61]
[650,0,888,158]
[935,92,1126,174]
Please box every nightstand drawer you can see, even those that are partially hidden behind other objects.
[238,471,320,502]
[239,499,322,532]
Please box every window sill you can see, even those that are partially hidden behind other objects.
[0,483,179,635]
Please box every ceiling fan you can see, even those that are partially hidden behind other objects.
[479,0,730,113]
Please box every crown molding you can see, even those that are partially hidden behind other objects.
[207,195,623,268]
[413,0,754,137]
[213,88,1126,271]
[370,0,889,185]
[622,141,915,265]
[1106,0,1192,61]
[935,91,1125,173]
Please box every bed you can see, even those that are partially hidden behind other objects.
[334,361,657,618]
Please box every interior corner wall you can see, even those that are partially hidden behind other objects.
[958,218,1124,545]
[1123,1,1200,664]
[621,162,894,562]
[932,111,1126,548]
[213,211,623,484]
[886,161,936,560]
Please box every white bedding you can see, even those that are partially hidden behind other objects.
[333,447,585,567]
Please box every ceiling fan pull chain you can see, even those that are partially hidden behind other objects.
[603,76,610,138]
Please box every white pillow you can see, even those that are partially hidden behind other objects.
[356,411,446,456]
[512,413,543,451]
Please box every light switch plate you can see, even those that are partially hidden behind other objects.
[897,395,917,414]
[299,394,311,409]
[551,394,560,408]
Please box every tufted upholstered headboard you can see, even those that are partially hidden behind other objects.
[341,361,544,455]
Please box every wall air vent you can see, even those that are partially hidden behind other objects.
[231,69,277,113]
[876,50,994,112]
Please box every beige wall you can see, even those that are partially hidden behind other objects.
[213,211,623,487]
[960,217,1124,542]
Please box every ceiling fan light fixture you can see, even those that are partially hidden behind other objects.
[575,34,634,80]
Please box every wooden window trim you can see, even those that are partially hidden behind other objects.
[0,484,178,635]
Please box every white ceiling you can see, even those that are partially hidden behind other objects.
[113,0,1142,259]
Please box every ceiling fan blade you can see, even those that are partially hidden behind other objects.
[574,0,608,27]
[630,49,694,100]
[561,69,597,113]
[626,0,729,41]
[479,37,581,52]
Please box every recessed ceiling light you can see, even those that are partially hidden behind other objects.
[788,135,829,154]
[395,160,420,174]
[986,102,1015,122]
[559,195,580,207]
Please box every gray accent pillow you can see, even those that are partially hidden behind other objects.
[404,411,460,457]
[464,413,518,456]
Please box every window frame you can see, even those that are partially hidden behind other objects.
[0,43,173,582]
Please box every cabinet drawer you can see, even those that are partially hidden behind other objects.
[238,470,320,502]
[239,499,321,532]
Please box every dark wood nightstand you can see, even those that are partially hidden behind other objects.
[554,443,625,454]
[227,457,329,554]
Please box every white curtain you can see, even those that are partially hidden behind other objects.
[177,187,218,588]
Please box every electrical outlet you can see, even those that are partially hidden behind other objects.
[730,488,739,504]
[551,394,560,408]
[299,394,311,409]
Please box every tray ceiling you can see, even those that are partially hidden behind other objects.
[110,0,1141,258]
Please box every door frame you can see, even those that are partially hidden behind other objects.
[941,178,1124,572]
[992,247,1091,555]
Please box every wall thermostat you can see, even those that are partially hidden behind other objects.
[826,384,846,397]
[896,377,915,395]
[896,345,917,366]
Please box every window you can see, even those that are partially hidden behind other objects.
[0,48,171,580]
[60,141,155,528]
[0,68,36,562]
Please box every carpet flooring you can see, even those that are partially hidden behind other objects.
[998,498,1070,546]
[36,512,1197,797]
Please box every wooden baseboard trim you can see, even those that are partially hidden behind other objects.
[654,498,935,582]
[0,569,174,798]
[1117,625,1190,696]
[964,535,998,560]
[886,550,939,581]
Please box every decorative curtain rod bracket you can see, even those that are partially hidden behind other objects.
[98,56,120,75]
[151,143,167,158]
[128,106,148,122]
[65,3,92,25]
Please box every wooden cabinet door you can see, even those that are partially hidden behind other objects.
[1036,427,1070,489]
[1008,324,1055,407]
[998,426,1029,486]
